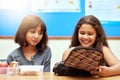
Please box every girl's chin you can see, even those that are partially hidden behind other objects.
[82,45,91,47]
[28,44,37,47]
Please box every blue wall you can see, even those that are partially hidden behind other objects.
[0,0,120,37]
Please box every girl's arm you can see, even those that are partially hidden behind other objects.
[103,46,119,66]
[91,46,120,77]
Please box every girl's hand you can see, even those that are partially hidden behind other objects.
[90,66,112,77]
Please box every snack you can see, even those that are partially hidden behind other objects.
[19,70,39,76]
[10,61,19,67]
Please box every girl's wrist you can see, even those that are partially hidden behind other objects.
[107,67,118,76]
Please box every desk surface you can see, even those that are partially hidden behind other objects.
[0,72,120,80]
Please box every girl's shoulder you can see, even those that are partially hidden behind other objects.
[44,46,51,51]
[9,47,22,56]
[102,45,112,55]
[102,46,110,51]
[64,47,75,54]
[39,46,52,55]
[62,47,75,61]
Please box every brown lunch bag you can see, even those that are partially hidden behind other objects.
[64,47,104,72]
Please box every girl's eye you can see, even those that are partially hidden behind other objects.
[38,31,43,35]
[88,33,93,35]
[30,30,35,33]
[80,32,85,35]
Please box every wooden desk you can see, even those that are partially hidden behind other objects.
[0,72,120,80]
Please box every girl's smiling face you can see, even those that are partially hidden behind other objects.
[78,24,97,47]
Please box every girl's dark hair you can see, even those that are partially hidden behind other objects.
[70,15,108,51]
[15,14,48,51]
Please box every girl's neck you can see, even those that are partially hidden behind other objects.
[22,46,36,53]
[22,46,37,61]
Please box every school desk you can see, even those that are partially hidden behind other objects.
[0,72,120,80]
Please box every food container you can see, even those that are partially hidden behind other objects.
[0,59,8,75]
[7,67,19,75]
[0,67,8,75]
[19,65,44,76]
[7,61,19,75]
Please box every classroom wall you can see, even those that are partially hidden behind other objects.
[0,39,120,72]
[1,0,120,37]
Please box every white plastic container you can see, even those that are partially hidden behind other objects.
[19,65,44,76]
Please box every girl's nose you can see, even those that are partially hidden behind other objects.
[34,33,39,38]
[83,34,89,39]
